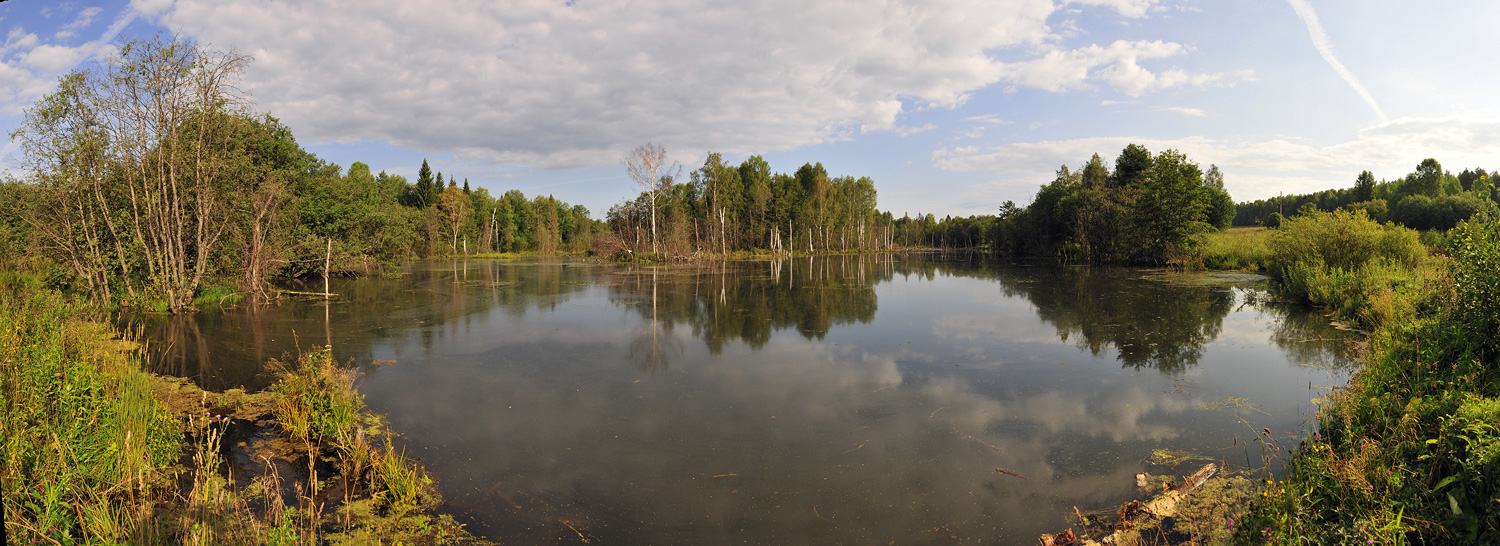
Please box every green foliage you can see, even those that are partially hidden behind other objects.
[609,154,888,255]
[1242,213,1500,544]
[986,144,1230,264]
[1236,158,1496,229]
[1449,211,1500,357]
[1,281,181,543]
[1267,209,1426,328]
[1264,211,1282,228]
[1355,170,1377,202]
[268,347,363,443]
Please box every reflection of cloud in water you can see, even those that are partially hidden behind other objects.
[364,334,1208,545]
[930,312,1060,345]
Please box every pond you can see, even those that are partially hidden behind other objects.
[129,254,1354,545]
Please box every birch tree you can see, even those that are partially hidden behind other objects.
[623,142,679,256]
[13,35,251,311]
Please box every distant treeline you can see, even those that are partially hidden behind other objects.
[0,36,600,311]
[986,144,1235,264]
[607,147,1014,256]
[671,143,1238,264]
[607,150,891,255]
[1234,159,1499,231]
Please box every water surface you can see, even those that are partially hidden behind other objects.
[132,254,1353,545]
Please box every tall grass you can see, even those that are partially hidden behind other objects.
[268,347,363,443]
[0,274,181,543]
[2,274,483,544]
[1240,211,1500,543]
[1265,209,1430,330]
[1197,227,1273,270]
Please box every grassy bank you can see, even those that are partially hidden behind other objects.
[1,275,487,545]
[1198,227,1274,271]
[1197,213,1434,333]
[1237,210,1500,543]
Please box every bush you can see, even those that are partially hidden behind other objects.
[1449,212,1500,357]
[1267,209,1427,328]
[1241,212,1500,544]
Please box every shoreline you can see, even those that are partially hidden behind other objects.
[0,282,494,545]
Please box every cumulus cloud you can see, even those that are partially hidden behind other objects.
[130,0,1230,169]
[0,7,133,116]
[934,115,1500,202]
[999,40,1249,97]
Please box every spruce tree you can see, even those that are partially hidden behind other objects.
[415,159,434,207]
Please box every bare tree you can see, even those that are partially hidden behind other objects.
[622,142,679,256]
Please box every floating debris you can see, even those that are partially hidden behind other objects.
[1147,448,1215,467]
[1197,397,1269,415]
[994,467,1029,480]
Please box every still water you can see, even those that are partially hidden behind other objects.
[132,254,1353,545]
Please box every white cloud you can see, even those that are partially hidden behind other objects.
[0,7,134,116]
[933,115,1500,201]
[133,0,1060,169]
[130,0,1235,170]
[997,40,1243,98]
[1070,0,1161,19]
[896,122,937,137]
[1161,106,1205,117]
[55,6,103,39]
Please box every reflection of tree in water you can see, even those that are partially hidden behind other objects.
[611,254,886,354]
[991,266,1234,375]
[124,258,603,391]
[1258,296,1359,369]
[628,267,682,374]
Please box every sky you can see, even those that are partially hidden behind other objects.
[2,0,1498,220]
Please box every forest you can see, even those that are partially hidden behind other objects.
[1234,159,1498,231]
[607,145,891,256]
[982,144,1236,264]
[0,38,599,312]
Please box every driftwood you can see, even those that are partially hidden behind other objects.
[1039,463,1218,546]
[1126,463,1217,523]
[273,289,338,297]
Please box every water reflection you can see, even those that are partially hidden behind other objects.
[124,258,604,391]
[128,255,1355,545]
[126,255,1350,389]
[989,266,1234,374]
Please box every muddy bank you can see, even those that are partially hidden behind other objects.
[150,371,494,545]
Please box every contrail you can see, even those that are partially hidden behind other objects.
[1285,0,1388,123]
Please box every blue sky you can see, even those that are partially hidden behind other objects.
[3,1,1498,219]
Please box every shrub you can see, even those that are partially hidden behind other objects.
[1267,209,1427,328]
[1449,212,1500,358]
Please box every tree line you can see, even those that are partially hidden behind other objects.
[0,36,599,311]
[985,144,1235,263]
[1234,159,1498,231]
[608,144,892,256]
